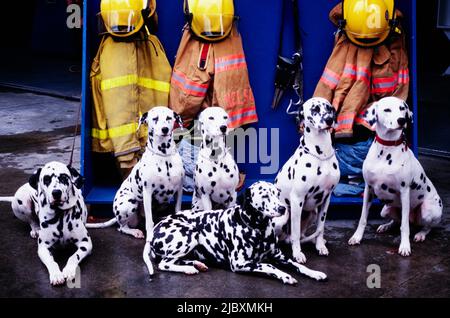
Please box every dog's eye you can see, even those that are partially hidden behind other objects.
[166,116,172,121]
[383,109,392,112]
[58,174,70,185]
[43,175,52,186]
[152,117,158,122]
[208,116,214,120]
[223,116,228,120]
[313,106,320,113]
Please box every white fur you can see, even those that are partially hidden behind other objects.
[348,97,442,256]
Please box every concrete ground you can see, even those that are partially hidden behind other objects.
[0,89,449,298]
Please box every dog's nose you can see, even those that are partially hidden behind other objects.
[52,190,62,200]
[161,127,169,135]
[220,125,227,134]
[325,117,334,127]
[278,206,286,214]
[397,117,406,127]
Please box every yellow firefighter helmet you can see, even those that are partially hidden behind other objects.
[184,0,235,42]
[342,0,397,47]
[100,0,156,37]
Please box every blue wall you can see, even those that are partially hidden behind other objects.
[82,0,416,203]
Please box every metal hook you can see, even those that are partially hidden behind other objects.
[286,83,303,115]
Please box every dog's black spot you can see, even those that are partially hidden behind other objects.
[314,191,324,203]
[381,184,388,190]
[306,163,312,168]
[418,195,424,200]
[427,186,431,192]
[317,167,322,175]
[388,188,396,194]
[302,176,306,182]
[315,146,323,155]
[80,246,87,252]
[17,199,23,205]
[386,154,392,161]
[211,181,216,187]
[333,163,338,170]
[401,182,406,187]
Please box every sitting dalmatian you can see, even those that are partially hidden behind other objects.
[151,181,327,285]
[349,97,442,256]
[1,162,92,286]
[88,106,184,276]
[192,107,239,211]
[274,97,340,264]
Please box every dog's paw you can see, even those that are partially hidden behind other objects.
[194,261,208,272]
[293,251,307,264]
[348,234,362,245]
[377,223,392,233]
[316,244,329,256]
[414,232,427,242]
[184,267,199,275]
[62,265,77,281]
[281,275,297,285]
[398,242,411,256]
[49,270,65,286]
[310,270,327,281]
[30,230,39,239]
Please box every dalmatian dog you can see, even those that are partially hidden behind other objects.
[348,97,442,256]
[88,106,184,276]
[151,181,327,284]
[0,162,92,286]
[273,97,340,264]
[192,107,239,211]
[0,183,40,239]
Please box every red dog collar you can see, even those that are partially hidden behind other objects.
[375,135,405,147]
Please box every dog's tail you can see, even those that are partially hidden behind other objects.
[0,196,14,203]
[86,218,117,229]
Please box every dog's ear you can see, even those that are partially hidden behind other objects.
[297,103,305,125]
[237,187,252,209]
[28,168,42,190]
[361,102,378,130]
[67,166,84,189]
[404,101,413,127]
[137,112,149,132]
[173,111,184,129]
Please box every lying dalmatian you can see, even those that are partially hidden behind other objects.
[88,106,184,275]
[0,162,92,286]
[192,107,239,211]
[349,97,442,256]
[152,181,327,284]
[274,97,340,264]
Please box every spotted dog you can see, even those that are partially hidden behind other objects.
[88,107,184,275]
[152,181,327,284]
[192,107,239,211]
[0,183,40,239]
[16,162,92,286]
[274,97,340,264]
[348,97,442,256]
